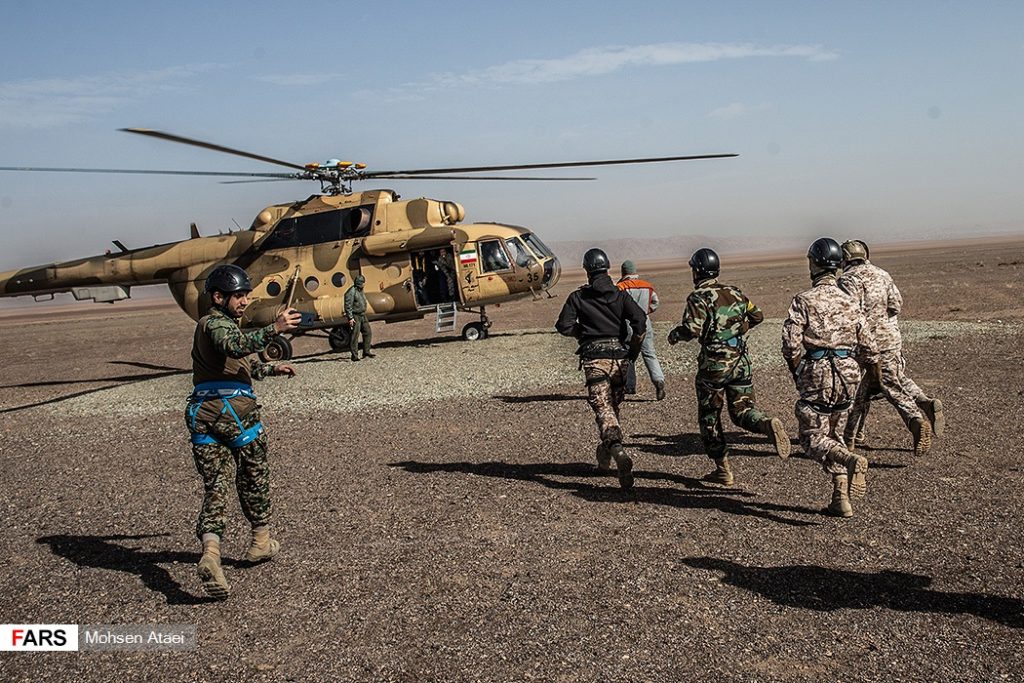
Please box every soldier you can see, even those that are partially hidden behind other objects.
[617,259,667,400]
[556,248,647,489]
[186,264,301,598]
[345,274,375,361]
[838,239,944,456]
[668,248,790,486]
[782,238,879,517]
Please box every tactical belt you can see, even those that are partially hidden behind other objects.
[577,337,628,361]
[798,397,853,415]
[187,380,264,449]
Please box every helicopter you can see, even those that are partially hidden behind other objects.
[0,129,736,360]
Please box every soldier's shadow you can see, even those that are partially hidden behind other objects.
[36,533,241,605]
[390,460,820,528]
[683,557,1024,628]
[632,432,787,459]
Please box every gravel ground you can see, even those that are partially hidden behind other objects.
[0,240,1022,682]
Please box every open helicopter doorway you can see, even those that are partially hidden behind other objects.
[411,247,460,308]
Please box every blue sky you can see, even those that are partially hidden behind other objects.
[1,1,1022,268]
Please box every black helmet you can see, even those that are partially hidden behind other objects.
[582,248,610,274]
[205,264,253,294]
[688,248,720,281]
[807,237,843,274]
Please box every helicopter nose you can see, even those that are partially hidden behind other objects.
[542,257,561,289]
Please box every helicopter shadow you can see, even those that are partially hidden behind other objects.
[390,460,819,527]
[0,361,190,415]
[631,432,770,459]
[683,557,1024,628]
[35,533,238,605]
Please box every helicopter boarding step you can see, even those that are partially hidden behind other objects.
[435,302,457,333]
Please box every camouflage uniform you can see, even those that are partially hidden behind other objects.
[670,278,772,461]
[839,260,930,441]
[782,273,879,476]
[344,282,372,358]
[186,307,279,539]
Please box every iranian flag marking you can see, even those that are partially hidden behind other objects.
[459,248,478,265]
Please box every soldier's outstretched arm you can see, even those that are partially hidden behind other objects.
[555,296,581,337]
[206,317,277,360]
[781,297,807,376]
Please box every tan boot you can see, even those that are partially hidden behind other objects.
[608,442,633,490]
[245,527,280,563]
[197,538,231,599]
[763,418,791,460]
[917,399,945,438]
[843,453,869,499]
[704,456,734,486]
[825,475,853,517]
[910,417,932,457]
[595,442,612,473]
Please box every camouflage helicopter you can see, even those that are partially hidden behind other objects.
[0,129,736,360]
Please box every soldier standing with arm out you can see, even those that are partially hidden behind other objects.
[186,264,301,599]
[345,274,375,361]
[782,239,879,517]
[668,248,791,486]
[617,260,667,400]
[838,239,943,456]
[556,248,647,489]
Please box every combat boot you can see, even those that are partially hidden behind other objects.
[595,442,612,473]
[704,456,734,486]
[825,475,853,517]
[654,381,667,401]
[197,538,230,600]
[350,353,360,362]
[244,526,280,563]
[842,452,868,499]
[909,417,932,457]
[917,398,945,438]
[763,417,791,459]
[608,442,633,490]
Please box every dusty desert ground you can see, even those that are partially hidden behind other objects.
[0,237,1022,682]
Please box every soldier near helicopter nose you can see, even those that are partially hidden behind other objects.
[668,248,791,486]
[556,248,647,489]
[186,264,301,599]
[838,239,943,456]
[345,274,375,361]
[783,238,879,518]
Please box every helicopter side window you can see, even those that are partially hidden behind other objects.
[522,232,554,259]
[479,240,511,272]
[259,205,375,251]
[504,237,535,268]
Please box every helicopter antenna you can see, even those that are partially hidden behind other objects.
[231,217,243,231]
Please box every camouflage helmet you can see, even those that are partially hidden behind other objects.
[582,248,610,274]
[204,264,252,294]
[841,239,870,262]
[807,237,843,275]
[688,248,720,281]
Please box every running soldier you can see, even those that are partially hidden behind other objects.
[838,239,944,455]
[668,248,790,486]
[783,238,879,517]
[186,264,301,598]
[617,259,667,400]
[556,248,647,489]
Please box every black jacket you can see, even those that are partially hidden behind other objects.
[555,273,647,356]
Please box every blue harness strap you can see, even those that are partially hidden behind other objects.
[806,347,852,361]
[187,381,263,449]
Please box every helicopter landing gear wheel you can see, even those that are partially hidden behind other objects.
[328,326,352,352]
[260,334,293,362]
[462,322,486,341]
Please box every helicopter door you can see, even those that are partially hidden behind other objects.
[411,247,460,308]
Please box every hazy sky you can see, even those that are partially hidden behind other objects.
[1,0,1022,269]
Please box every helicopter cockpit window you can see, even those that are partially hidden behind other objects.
[521,232,554,259]
[505,237,535,268]
[479,240,511,272]
[259,205,374,251]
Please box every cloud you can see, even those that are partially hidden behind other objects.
[252,73,340,87]
[708,102,774,120]
[428,42,838,87]
[0,64,224,128]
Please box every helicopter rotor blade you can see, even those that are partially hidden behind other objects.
[121,128,311,172]
[365,174,596,181]
[0,166,299,178]
[370,153,737,177]
[219,177,309,185]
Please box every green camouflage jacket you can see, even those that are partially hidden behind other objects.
[192,307,278,386]
[344,285,368,319]
[671,278,763,365]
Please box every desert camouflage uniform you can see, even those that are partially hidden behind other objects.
[186,308,279,539]
[839,261,927,439]
[782,273,879,474]
[670,278,769,460]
